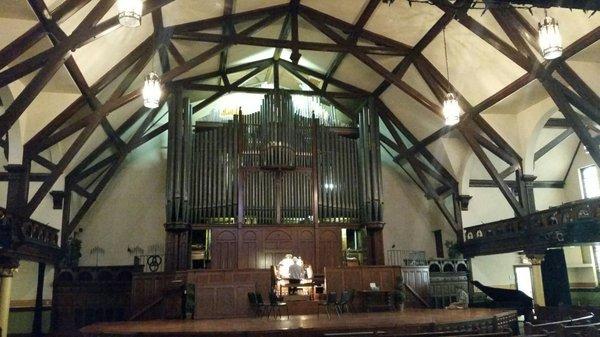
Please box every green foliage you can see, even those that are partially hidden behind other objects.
[61,237,82,268]
[445,240,462,259]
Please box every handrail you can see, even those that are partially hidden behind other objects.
[526,313,594,327]
[404,283,429,308]
[1,207,59,249]
[463,197,600,243]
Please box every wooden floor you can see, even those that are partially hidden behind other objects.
[81,308,515,337]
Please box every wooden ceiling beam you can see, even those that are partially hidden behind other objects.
[278,59,369,96]
[321,0,380,90]
[0,0,116,139]
[372,9,459,97]
[27,40,154,154]
[534,128,575,161]
[0,0,92,70]
[279,61,358,120]
[170,4,288,33]
[218,0,235,86]
[301,10,442,116]
[542,79,600,170]
[290,0,301,64]
[28,0,127,153]
[297,5,411,54]
[461,122,527,217]
[172,32,406,55]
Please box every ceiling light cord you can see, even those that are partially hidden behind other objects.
[443,28,450,87]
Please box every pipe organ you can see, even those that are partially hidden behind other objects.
[165,88,384,272]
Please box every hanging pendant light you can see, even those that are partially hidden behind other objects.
[442,28,461,126]
[538,9,562,60]
[117,0,143,28]
[143,72,161,109]
[443,93,460,126]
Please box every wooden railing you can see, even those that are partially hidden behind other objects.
[462,198,600,256]
[1,208,60,262]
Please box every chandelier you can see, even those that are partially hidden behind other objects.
[143,72,161,109]
[117,0,143,28]
[538,11,563,60]
[442,28,461,126]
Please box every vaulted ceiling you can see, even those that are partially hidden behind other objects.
[1,0,600,240]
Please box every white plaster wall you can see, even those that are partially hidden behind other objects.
[471,253,521,289]
[11,261,54,302]
[563,145,596,202]
[77,135,167,266]
[381,156,455,260]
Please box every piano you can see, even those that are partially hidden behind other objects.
[471,280,534,321]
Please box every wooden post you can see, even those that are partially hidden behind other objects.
[32,262,45,337]
[4,163,30,217]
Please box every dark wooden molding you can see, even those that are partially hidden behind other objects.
[469,179,564,189]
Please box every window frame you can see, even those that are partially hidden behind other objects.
[579,165,600,199]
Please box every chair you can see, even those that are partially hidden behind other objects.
[267,290,289,319]
[318,291,338,319]
[247,292,265,317]
[335,291,351,315]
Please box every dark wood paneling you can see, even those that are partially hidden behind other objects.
[211,229,238,270]
[317,227,342,272]
[186,269,271,319]
[208,226,322,271]
[324,266,429,309]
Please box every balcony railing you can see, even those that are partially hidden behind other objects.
[462,197,600,256]
[1,208,60,261]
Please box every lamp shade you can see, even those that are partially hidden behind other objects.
[443,93,460,126]
[117,0,143,28]
[143,72,161,109]
[538,16,562,60]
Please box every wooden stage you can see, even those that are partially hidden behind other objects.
[81,308,517,337]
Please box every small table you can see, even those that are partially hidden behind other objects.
[358,290,395,312]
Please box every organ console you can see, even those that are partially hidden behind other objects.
[163,87,385,272]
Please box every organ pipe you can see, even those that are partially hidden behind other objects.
[171,92,382,227]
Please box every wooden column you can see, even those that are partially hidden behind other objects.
[165,86,192,271]
[4,163,30,217]
[520,174,537,213]
[366,225,385,265]
[32,262,45,337]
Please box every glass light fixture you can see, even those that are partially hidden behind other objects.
[118,0,143,28]
[143,72,161,109]
[443,93,460,126]
[442,28,461,126]
[538,11,562,60]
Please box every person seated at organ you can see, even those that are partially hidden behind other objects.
[288,257,303,294]
[278,254,294,279]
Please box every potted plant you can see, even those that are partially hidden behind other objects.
[445,240,462,259]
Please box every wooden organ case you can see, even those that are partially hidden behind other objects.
[164,88,384,272]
